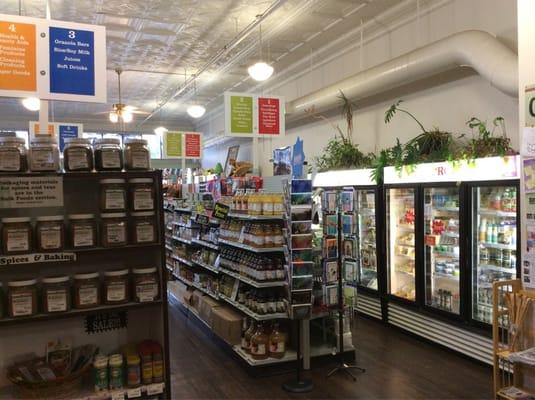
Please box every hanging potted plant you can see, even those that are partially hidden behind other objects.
[459,117,516,159]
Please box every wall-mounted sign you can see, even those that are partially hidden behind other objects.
[526,85,535,127]
[185,132,202,158]
[224,92,285,137]
[29,121,82,141]
[0,14,106,103]
[0,176,63,208]
[163,131,202,159]
[163,132,183,158]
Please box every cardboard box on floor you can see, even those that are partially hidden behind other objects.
[199,296,221,327]
[211,305,243,345]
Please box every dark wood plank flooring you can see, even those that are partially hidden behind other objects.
[168,302,493,399]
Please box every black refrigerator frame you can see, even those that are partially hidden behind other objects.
[382,179,521,332]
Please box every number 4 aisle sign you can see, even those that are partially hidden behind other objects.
[0,14,106,103]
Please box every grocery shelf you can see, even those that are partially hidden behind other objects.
[233,345,297,366]
[479,208,516,218]
[479,242,516,250]
[172,236,193,245]
[165,244,173,251]
[219,266,286,288]
[82,382,165,400]
[171,254,193,267]
[227,212,285,221]
[219,294,288,320]
[192,238,219,251]
[218,238,285,253]
[191,258,220,274]
[478,264,516,273]
[433,272,459,281]
[174,207,192,213]
[0,301,163,327]
[434,206,459,212]
[434,251,459,258]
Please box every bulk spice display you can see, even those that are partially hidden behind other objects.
[0,166,169,398]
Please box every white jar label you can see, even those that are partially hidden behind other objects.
[39,227,61,249]
[107,283,126,301]
[73,226,94,247]
[46,289,67,312]
[106,224,126,244]
[11,293,33,316]
[136,223,154,243]
[31,149,56,171]
[133,190,154,210]
[131,150,149,169]
[105,189,125,210]
[270,340,285,353]
[263,203,274,215]
[101,151,120,168]
[0,148,21,171]
[78,286,98,305]
[7,228,29,252]
[252,343,266,356]
[136,283,158,302]
[274,203,284,213]
[66,148,89,170]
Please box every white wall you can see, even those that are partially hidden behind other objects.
[199,0,518,175]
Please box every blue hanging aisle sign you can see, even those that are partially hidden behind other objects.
[58,125,79,151]
[49,27,95,96]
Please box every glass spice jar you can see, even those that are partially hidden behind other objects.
[7,279,38,317]
[100,179,126,212]
[132,267,159,302]
[68,214,97,248]
[63,138,94,172]
[151,341,164,383]
[126,354,141,388]
[1,217,32,254]
[42,275,71,313]
[36,216,64,251]
[108,354,124,390]
[124,138,151,170]
[131,212,156,244]
[73,272,100,309]
[94,138,123,171]
[29,136,60,172]
[0,136,27,172]
[104,269,129,304]
[129,178,155,211]
[138,342,153,385]
[101,213,128,247]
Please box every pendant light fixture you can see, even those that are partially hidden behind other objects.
[22,97,40,111]
[248,23,273,82]
[186,76,206,119]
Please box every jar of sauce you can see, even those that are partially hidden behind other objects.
[2,217,32,254]
[129,178,155,210]
[250,322,269,360]
[100,179,126,211]
[7,279,38,317]
[42,276,71,313]
[104,269,129,304]
[64,138,94,172]
[29,136,60,172]
[68,214,96,248]
[94,138,123,171]
[132,267,159,302]
[124,139,151,170]
[101,213,128,247]
[73,272,100,309]
[0,137,27,172]
[131,212,156,244]
[36,216,64,251]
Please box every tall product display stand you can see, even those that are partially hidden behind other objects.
[0,171,170,399]
[282,179,314,393]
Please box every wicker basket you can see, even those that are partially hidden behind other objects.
[7,358,92,400]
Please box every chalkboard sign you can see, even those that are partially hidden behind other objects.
[213,202,230,220]
[85,311,127,334]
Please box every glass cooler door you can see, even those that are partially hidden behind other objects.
[424,187,461,314]
[356,189,378,290]
[387,188,416,301]
[472,185,518,324]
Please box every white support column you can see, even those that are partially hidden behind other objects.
[38,100,49,136]
[252,136,259,175]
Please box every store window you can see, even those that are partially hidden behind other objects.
[143,134,161,159]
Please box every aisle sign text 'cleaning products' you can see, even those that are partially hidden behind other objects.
[224,92,285,137]
[0,14,106,103]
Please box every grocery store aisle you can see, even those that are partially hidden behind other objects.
[168,298,493,399]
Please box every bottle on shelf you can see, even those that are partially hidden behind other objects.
[269,322,287,359]
[486,222,493,244]
[479,218,487,242]
[492,223,498,244]
[243,319,256,353]
[491,189,502,210]
[262,192,274,216]
[250,321,269,360]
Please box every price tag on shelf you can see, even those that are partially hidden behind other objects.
[195,213,210,225]
[126,388,141,398]
[111,391,125,400]
[147,383,165,396]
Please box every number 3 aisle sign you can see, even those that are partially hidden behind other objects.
[0,14,106,103]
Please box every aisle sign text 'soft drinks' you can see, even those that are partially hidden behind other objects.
[0,14,106,103]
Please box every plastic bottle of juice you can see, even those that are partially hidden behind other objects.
[242,189,250,215]
[479,218,487,242]
[248,191,258,215]
[486,222,493,244]
[262,192,274,216]
[273,194,284,216]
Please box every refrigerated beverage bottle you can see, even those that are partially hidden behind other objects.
[512,226,517,246]
[501,188,510,212]
[498,223,505,244]
[479,218,487,242]
[479,247,489,264]
[492,224,498,244]
[510,189,517,212]
[491,189,502,210]
[486,223,493,244]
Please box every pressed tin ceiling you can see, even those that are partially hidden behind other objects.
[0,0,406,132]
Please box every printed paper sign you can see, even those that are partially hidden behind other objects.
[185,133,201,158]
[0,20,37,92]
[0,252,75,266]
[0,176,63,208]
[522,127,535,156]
[258,97,280,135]
[524,158,535,193]
[164,132,183,158]
[58,125,79,151]
[230,95,253,134]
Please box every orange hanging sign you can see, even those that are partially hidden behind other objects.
[0,20,36,92]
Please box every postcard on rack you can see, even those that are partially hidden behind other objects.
[341,191,354,212]
[324,260,338,283]
[343,238,356,258]
[323,238,338,258]
[324,191,338,212]
[342,214,354,235]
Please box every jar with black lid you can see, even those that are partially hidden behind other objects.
[129,178,155,211]
[73,272,100,308]
[104,269,129,304]
[29,136,60,172]
[1,217,32,254]
[0,137,27,172]
[42,276,71,313]
[124,139,151,170]
[132,267,159,302]
[131,211,156,243]
[101,213,127,247]
[36,216,64,251]
[100,179,126,212]
[94,138,123,171]
[7,279,38,317]
[68,214,97,248]
[64,138,94,172]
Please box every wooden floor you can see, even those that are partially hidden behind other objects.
[168,301,493,399]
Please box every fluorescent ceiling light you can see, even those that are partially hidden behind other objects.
[22,97,40,111]
[154,126,168,136]
[187,104,206,118]
[248,61,274,81]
